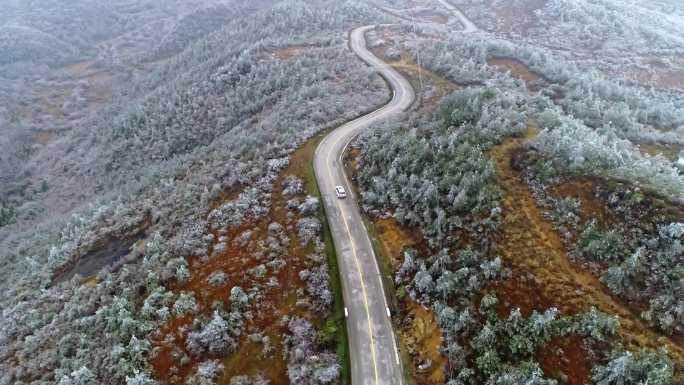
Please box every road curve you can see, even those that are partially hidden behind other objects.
[313,26,414,385]
[435,0,479,33]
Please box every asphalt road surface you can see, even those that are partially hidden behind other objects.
[435,0,479,33]
[313,25,414,385]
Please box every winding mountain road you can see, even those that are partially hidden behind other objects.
[315,2,477,381]
[313,25,414,385]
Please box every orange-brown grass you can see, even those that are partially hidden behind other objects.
[272,45,312,61]
[398,300,447,385]
[361,214,443,385]
[373,217,427,270]
[32,130,53,145]
[638,142,684,163]
[489,128,684,369]
[549,177,615,228]
[487,57,546,92]
[150,139,328,385]
[390,54,462,112]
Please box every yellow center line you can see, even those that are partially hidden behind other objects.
[325,139,381,385]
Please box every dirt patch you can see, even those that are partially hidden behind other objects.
[489,128,684,367]
[391,54,462,111]
[488,57,547,92]
[549,177,615,227]
[52,218,149,284]
[272,45,310,60]
[373,217,423,268]
[638,142,684,162]
[32,130,53,145]
[537,335,593,385]
[630,64,684,90]
[398,300,446,385]
[64,61,96,76]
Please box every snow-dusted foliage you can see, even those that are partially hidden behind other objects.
[299,263,334,311]
[459,0,684,55]
[592,350,673,385]
[358,86,526,246]
[412,33,684,200]
[517,145,684,335]
[187,360,224,385]
[186,311,237,358]
[297,217,323,246]
[0,1,387,383]
[284,318,340,385]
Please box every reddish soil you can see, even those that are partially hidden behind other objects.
[150,140,328,385]
[549,177,615,227]
[489,128,684,368]
[537,335,593,385]
[491,266,550,318]
[272,45,311,60]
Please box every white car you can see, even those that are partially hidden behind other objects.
[335,185,347,199]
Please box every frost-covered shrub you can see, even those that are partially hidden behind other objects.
[207,271,227,287]
[357,87,526,246]
[299,263,333,312]
[229,286,249,310]
[173,292,199,316]
[229,375,269,385]
[209,188,268,230]
[187,360,224,385]
[298,196,320,216]
[573,307,619,342]
[486,362,557,385]
[592,350,673,385]
[284,317,340,385]
[577,221,628,263]
[282,176,304,196]
[533,117,684,200]
[186,311,237,357]
[126,372,157,385]
[297,217,322,246]
[57,367,96,385]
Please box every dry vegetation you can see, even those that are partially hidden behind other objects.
[150,136,341,385]
[490,129,684,365]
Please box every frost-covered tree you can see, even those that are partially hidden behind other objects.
[284,317,340,385]
[592,350,673,385]
[57,367,96,385]
[186,311,237,358]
